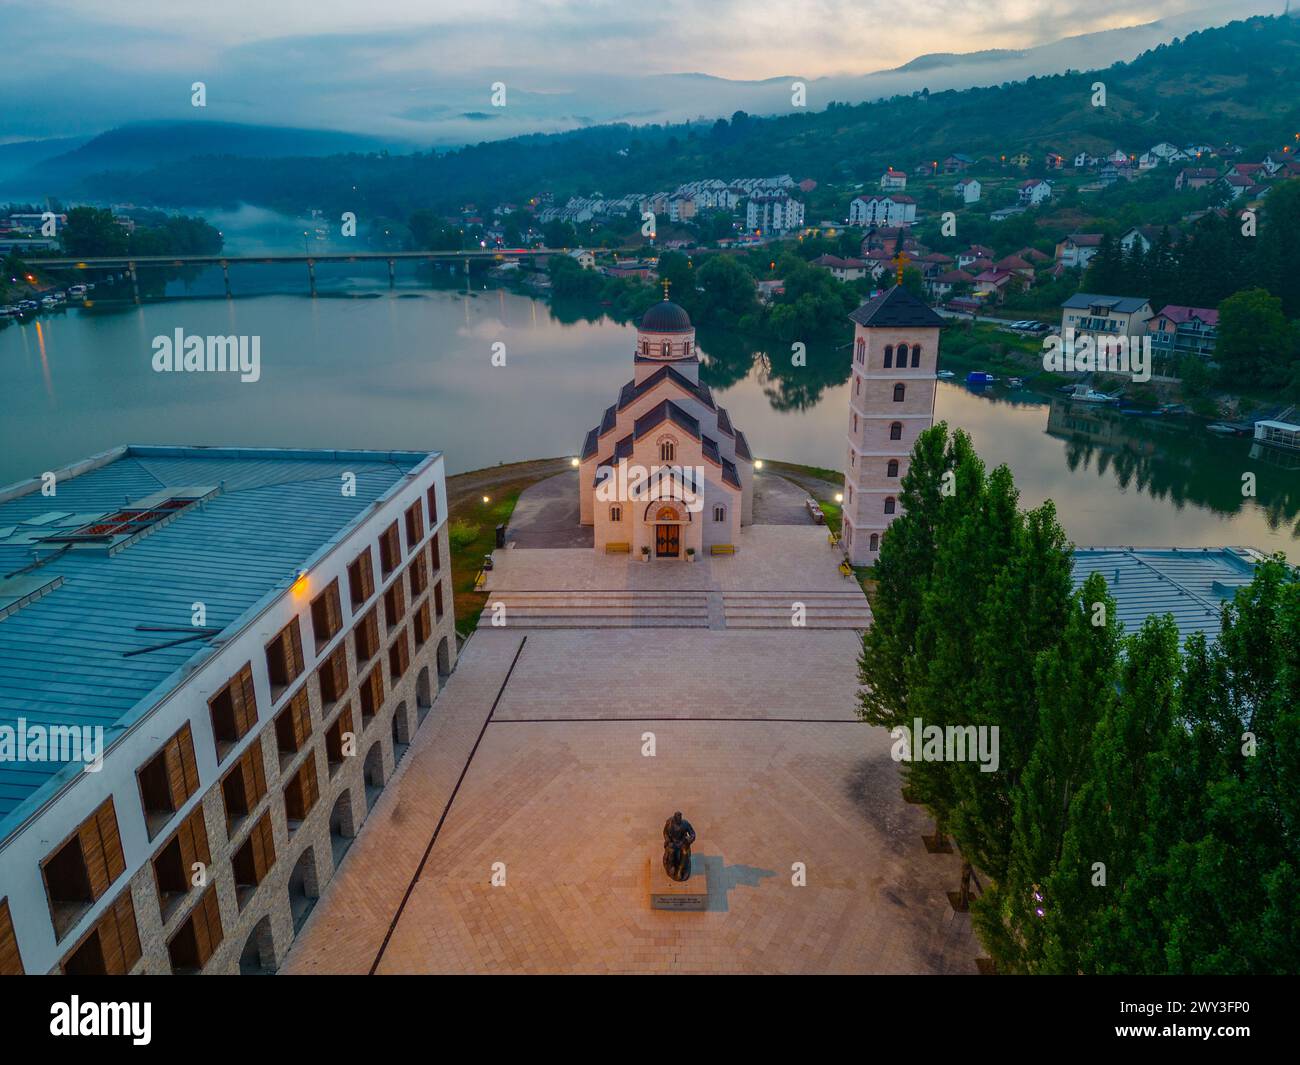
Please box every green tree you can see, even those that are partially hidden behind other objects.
[60,207,129,257]
[1216,287,1295,387]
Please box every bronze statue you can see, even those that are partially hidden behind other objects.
[662,811,696,882]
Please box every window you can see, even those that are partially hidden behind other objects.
[897,343,909,366]
[221,742,267,834]
[283,755,320,829]
[429,537,442,573]
[884,497,897,514]
[359,664,385,726]
[426,484,438,528]
[869,533,880,551]
[355,607,380,663]
[230,811,275,908]
[404,501,425,547]
[408,552,429,598]
[609,504,622,522]
[660,441,675,462]
[852,413,858,433]
[378,521,402,577]
[893,383,906,402]
[434,580,445,620]
[911,344,921,368]
[61,890,140,975]
[0,898,23,975]
[855,338,864,363]
[883,345,893,368]
[167,885,223,974]
[890,422,903,440]
[152,807,211,920]
[42,799,126,940]
[413,601,432,647]
[137,723,200,840]
[660,340,670,358]
[310,579,343,652]
[265,617,306,703]
[713,505,726,522]
[887,459,899,477]
[317,643,348,707]
[347,547,375,612]
[208,664,258,762]
[384,579,406,628]
[846,486,852,504]
[389,628,411,683]
[325,705,354,777]
[855,377,860,396]
[274,689,312,769]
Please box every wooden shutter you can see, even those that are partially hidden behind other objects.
[319,643,348,704]
[361,666,385,717]
[327,704,354,765]
[415,600,431,646]
[177,807,212,873]
[250,812,276,882]
[191,885,224,967]
[278,688,312,751]
[98,891,142,974]
[386,577,406,624]
[78,798,125,901]
[0,898,23,975]
[426,485,438,527]
[358,547,376,600]
[430,536,441,572]
[301,756,319,813]
[356,608,379,661]
[434,580,444,619]
[406,502,424,545]
[227,662,258,738]
[390,630,410,680]
[165,723,200,809]
[288,616,305,681]
[380,522,400,574]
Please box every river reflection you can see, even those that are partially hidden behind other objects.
[1,280,1296,552]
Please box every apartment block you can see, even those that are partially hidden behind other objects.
[0,445,457,974]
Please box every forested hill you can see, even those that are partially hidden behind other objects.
[67,14,1300,217]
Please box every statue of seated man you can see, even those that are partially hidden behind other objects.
[662,811,697,882]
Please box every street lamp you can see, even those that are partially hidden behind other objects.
[834,492,844,503]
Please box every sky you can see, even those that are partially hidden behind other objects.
[0,0,1284,146]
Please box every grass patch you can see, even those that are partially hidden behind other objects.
[446,483,529,636]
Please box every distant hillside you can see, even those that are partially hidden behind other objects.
[0,136,91,183]
[20,121,406,185]
[44,15,1300,219]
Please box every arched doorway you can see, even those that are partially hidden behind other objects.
[436,637,451,684]
[363,742,385,811]
[416,667,433,724]
[653,503,682,558]
[238,915,276,974]
[391,701,410,765]
[288,848,319,932]
[329,790,356,867]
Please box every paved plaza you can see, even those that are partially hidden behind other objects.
[282,490,978,975]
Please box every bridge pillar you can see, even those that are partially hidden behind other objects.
[128,261,139,304]
[307,258,316,298]
[388,258,395,287]
[221,260,232,298]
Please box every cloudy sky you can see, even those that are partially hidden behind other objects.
[0,0,1282,145]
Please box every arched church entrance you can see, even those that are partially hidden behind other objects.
[652,503,683,558]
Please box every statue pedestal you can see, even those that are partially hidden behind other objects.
[646,857,709,912]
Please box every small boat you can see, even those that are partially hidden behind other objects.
[936,369,955,379]
[1008,376,1024,388]
[1207,422,1247,436]
[1067,384,1119,404]
[1120,407,1162,417]
[966,371,997,385]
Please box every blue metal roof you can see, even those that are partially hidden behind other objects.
[0,445,432,842]
[1071,547,1260,645]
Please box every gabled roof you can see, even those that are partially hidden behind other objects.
[634,399,700,442]
[1061,293,1151,313]
[1154,305,1219,326]
[848,285,945,328]
[617,365,714,414]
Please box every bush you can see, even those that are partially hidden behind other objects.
[448,520,481,552]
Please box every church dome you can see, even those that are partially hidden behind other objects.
[639,300,693,333]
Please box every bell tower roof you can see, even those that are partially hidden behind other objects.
[639,299,693,334]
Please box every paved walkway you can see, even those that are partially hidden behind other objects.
[505,470,593,548]
[752,471,818,525]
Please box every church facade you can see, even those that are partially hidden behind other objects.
[579,298,753,557]
[841,285,944,566]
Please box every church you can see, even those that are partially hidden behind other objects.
[579,293,753,557]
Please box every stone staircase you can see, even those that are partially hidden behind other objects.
[721,590,872,629]
[476,589,711,629]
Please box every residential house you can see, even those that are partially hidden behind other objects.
[1175,167,1219,191]
[879,168,908,191]
[849,194,917,228]
[569,249,596,270]
[953,177,981,203]
[957,245,995,269]
[994,255,1035,285]
[1226,162,1266,182]
[1119,225,1181,254]
[746,194,804,234]
[1055,233,1102,270]
[1060,293,1154,343]
[943,154,974,173]
[810,254,869,282]
[973,269,1017,301]
[929,268,975,300]
[1148,305,1218,360]
[1008,153,1031,169]
[1017,179,1053,206]
[1044,152,1065,170]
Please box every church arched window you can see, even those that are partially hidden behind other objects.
[661,340,671,358]
[897,343,908,366]
[887,459,899,477]
[855,338,865,363]
[713,504,726,522]
[889,421,903,440]
[911,344,921,368]
[884,497,896,514]
[610,504,622,522]
[883,345,893,368]
[893,383,906,402]
[852,413,858,434]
[869,533,879,551]
[660,440,676,462]
[846,485,852,504]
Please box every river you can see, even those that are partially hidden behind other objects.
[3,262,1297,551]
